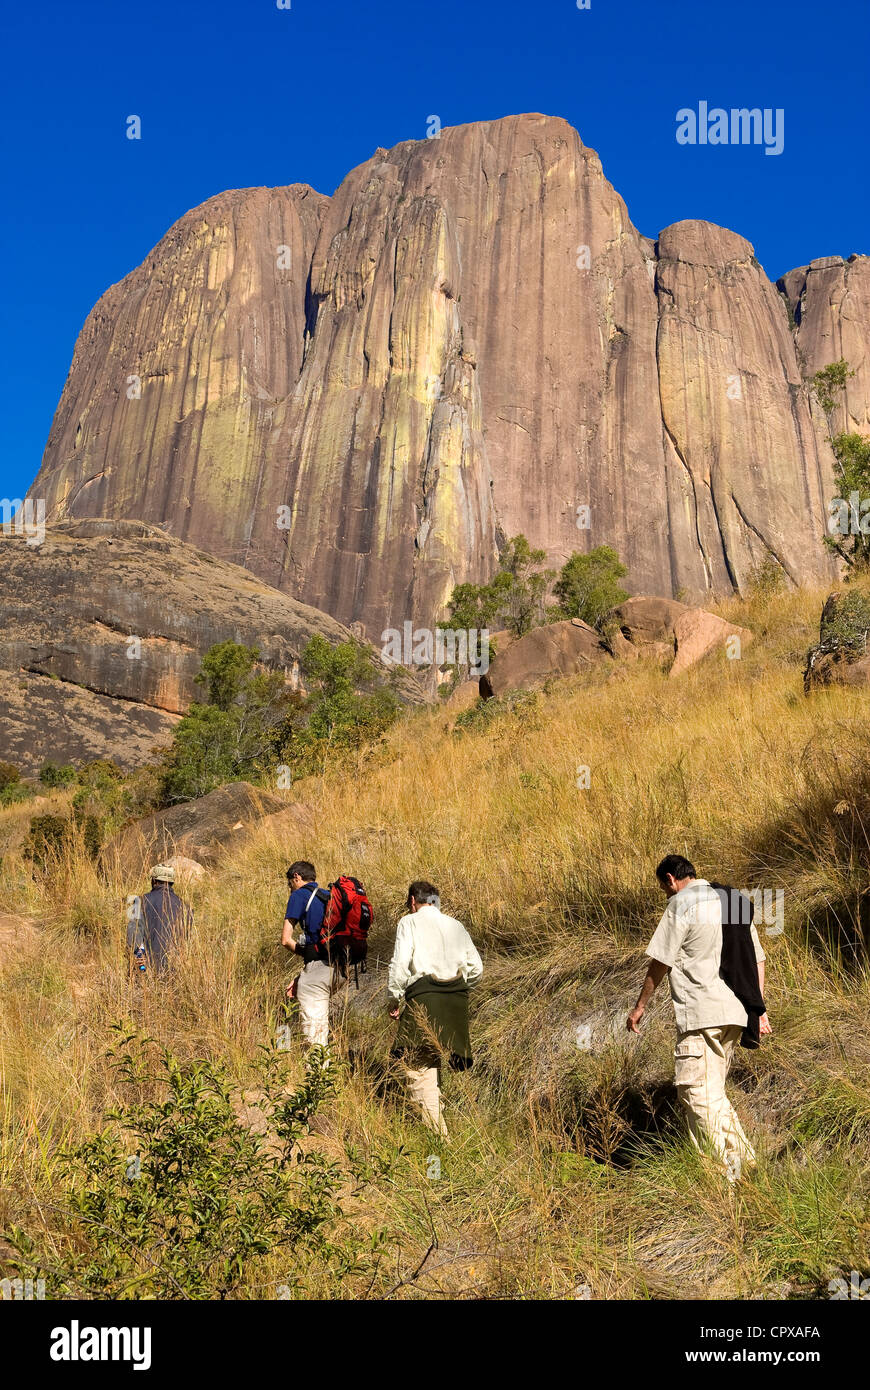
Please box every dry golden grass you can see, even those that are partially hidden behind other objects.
[1,582,869,1299]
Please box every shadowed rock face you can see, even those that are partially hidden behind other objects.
[30,114,854,632]
[35,186,328,564]
[778,255,870,436]
[0,520,425,773]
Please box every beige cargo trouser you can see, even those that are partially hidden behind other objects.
[674,1025,756,1181]
[405,1065,449,1138]
[296,960,333,1047]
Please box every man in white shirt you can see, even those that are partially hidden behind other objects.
[627,854,771,1181]
[388,881,483,1137]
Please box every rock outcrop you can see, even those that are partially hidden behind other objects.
[609,596,752,675]
[480,618,610,697]
[479,599,752,696]
[29,114,857,633]
[778,255,870,435]
[105,780,314,872]
[804,589,870,692]
[0,519,424,774]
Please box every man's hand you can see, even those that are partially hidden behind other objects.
[286,978,298,1001]
[627,959,667,1033]
[758,1011,773,1037]
[626,1003,644,1033]
[388,1002,401,1020]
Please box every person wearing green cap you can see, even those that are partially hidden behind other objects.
[127,864,193,976]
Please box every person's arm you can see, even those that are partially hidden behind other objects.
[627,959,668,1032]
[749,921,772,1035]
[282,918,304,954]
[388,920,413,1015]
[756,956,773,1035]
[464,931,483,988]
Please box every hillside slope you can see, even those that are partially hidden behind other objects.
[1,584,868,1298]
[0,519,425,774]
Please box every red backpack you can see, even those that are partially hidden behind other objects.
[316,875,372,985]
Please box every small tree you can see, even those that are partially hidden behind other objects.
[498,536,554,636]
[811,359,854,438]
[160,644,300,804]
[445,535,553,639]
[296,636,399,762]
[826,432,870,570]
[551,546,629,628]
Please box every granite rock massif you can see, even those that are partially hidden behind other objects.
[30,114,867,634]
[0,520,423,775]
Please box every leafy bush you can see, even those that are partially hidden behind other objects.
[23,814,70,869]
[819,589,870,656]
[453,688,544,736]
[805,588,870,688]
[0,762,20,791]
[71,760,133,855]
[39,762,77,789]
[295,635,399,757]
[4,1030,343,1300]
[746,557,787,602]
[550,545,629,629]
[0,763,31,808]
[159,638,400,803]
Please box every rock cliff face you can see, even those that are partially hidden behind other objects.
[778,255,870,435]
[31,114,860,632]
[0,520,423,774]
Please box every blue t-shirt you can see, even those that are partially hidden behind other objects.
[286,882,327,958]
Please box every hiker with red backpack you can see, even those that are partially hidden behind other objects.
[282,859,372,1048]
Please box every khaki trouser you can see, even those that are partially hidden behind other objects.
[296,960,333,1047]
[405,1065,449,1138]
[674,1026,756,1181]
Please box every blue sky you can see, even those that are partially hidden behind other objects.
[2,0,867,502]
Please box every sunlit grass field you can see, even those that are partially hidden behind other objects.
[1,582,868,1298]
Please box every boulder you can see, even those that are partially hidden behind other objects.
[804,589,870,691]
[607,596,752,676]
[106,781,311,872]
[807,651,870,690]
[164,855,207,885]
[671,608,752,676]
[446,679,483,709]
[607,597,689,661]
[479,619,609,698]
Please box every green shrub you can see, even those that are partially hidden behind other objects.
[550,545,629,629]
[23,814,70,869]
[820,590,870,656]
[747,557,787,602]
[4,1029,343,1300]
[160,637,399,803]
[39,762,77,789]
[0,762,20,790]
[71,760,133,854]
